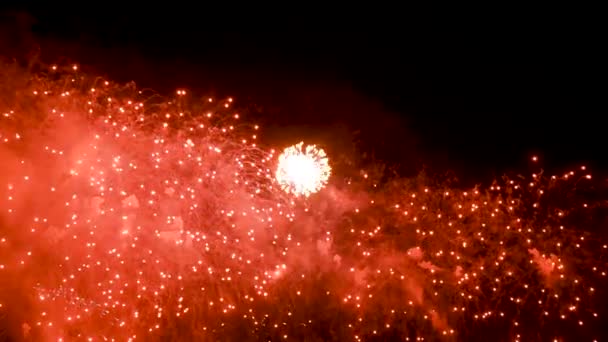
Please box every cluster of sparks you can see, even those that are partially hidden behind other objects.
[0,62,607,341]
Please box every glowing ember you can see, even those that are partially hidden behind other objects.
[275,142,331,197]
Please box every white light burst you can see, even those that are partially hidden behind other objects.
[275,142,331,197]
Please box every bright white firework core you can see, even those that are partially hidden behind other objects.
[276,142,331,197]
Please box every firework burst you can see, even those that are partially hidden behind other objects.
[275,142,331,197]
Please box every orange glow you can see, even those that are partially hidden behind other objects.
[0,62,604,341]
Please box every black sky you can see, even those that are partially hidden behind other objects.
[1,9,605,183]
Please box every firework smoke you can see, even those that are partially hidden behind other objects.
[0,60,607,341]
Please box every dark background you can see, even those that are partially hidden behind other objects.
[0,8,605,184]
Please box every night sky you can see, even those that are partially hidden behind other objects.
[1,8,608,342]
[1,8,605,183]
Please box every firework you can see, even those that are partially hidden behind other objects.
[0,61,606,341]
[275,142,331,197]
